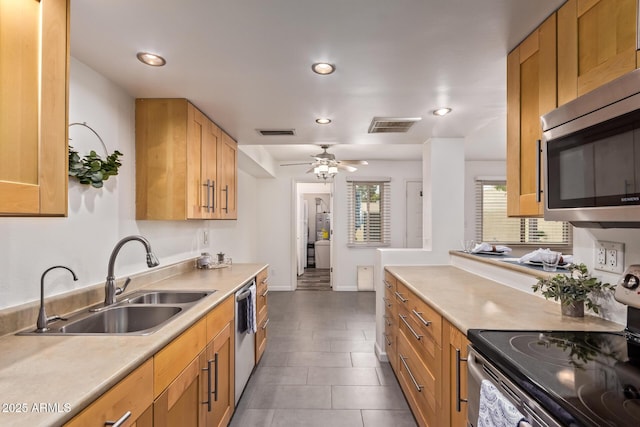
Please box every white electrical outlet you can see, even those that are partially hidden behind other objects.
[203,230,209,245]
[594,241,625,274]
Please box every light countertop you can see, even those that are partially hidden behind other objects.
[385,265,622,335]
[0,263,267,427]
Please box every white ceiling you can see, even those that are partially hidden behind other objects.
[70,0,564,165]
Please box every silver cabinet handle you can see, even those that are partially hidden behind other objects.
[399,315,422,341]
[399,355,423,392]
[213,352,219,402]
[222,184,229,213]
[262,276,269,285]
[210,180,216,211]
[262,318,270,329]
[383,280,392,289]
[105,411,131,427]
[382,297,392,308]
[261,288,269,298]
[383,333,391,346]
[202,179,211,211]
[394,291,408,303]
[456,348,468,412]
[536,139,542,203]
[383,315,392,327]
[202,358,213,411]
[411,309,431,327]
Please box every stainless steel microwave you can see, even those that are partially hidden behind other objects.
[541,69,640,228]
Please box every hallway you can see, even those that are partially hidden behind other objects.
[296,268,331,290]
[230,291,417,427]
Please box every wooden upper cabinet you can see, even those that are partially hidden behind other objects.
[216,131,238,219]
[506,13,556,218]
[558,0,638,105]
[136,98,232,220]
[0,0,69,216]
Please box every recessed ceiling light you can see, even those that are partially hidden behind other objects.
[316,118,331,124]
[312,62,336,75]
[136,52,166,67]
[432,108,452,116]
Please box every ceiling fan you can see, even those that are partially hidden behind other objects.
[280,145,368,179]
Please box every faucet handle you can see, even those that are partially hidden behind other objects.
[115,277,131,296]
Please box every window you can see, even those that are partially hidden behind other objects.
[347,178,391,247]
[475,179,571,246]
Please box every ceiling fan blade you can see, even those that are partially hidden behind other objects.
[337,164,358,172]
[339,160,368,165]
[280,162,312,166]
[305,166,316,174]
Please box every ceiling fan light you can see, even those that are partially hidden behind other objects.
[328,166,338,175]
[318,164,329,173]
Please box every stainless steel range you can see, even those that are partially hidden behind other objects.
[467,265,640,427]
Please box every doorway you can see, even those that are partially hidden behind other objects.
[294,182,333,290]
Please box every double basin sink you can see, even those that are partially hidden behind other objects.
[21,290,215,336]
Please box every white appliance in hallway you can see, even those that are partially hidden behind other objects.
[314,239,330,269]
[315,212,330,240]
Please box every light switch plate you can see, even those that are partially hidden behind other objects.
[594,241,625,274]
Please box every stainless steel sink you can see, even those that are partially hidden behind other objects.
[59,305,182,334]
[18,289,216,336]
[125,290,212,305]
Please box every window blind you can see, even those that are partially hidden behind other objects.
[474,179,571,245]
[347,180,391,247]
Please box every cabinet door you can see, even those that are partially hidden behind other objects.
[507,13,556,217]
[65,359,154,427]
[443,320,470,427]
[215,131,237,219]
[0,0,68,216]
[154,353,203,427]
[187,105,218,220]
[558,0,637,104]
[207,322,234,427]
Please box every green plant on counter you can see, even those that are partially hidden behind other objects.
[532,263,615,314]
[68,146,123,188]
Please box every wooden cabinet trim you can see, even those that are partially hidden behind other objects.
[64,359,153,427]
[154,318,207,397]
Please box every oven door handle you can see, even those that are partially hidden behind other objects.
[536,139,542,203]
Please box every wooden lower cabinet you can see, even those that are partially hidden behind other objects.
[153,295,234,427]
[64,359,154,427]
[443,320,470,427]
[385,269,470,427]
[255,267,269,363]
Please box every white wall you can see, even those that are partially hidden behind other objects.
[0,58,259,310]
[256,161,422,291]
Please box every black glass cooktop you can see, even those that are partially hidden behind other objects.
[468,329,640,427]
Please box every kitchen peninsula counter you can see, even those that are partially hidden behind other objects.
[385,265,622,335]
[0,262,267,427]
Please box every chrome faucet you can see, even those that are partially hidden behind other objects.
[104,235,160,306]
[36,266,78,332]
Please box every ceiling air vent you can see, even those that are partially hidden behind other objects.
[367,117,422,133]
[256,129,296,136]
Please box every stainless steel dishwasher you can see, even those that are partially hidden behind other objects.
[234,279,256,404]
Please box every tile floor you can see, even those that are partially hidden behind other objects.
[230,290,417,427]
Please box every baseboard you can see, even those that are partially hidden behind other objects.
[268,284,295,292]
[374,342,389,362]
[331,284,358,291]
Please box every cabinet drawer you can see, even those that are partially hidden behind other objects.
[154,318,207,398]
[65,359,153,427]
[206,295,234,342]
[398,310,440,371]
[408,295,442,347]
[255,304,268,363]
[383,270,396,293]
[394,281,411,315]
[397,331,440,427]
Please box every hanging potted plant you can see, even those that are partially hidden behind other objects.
[532,263,616,317]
